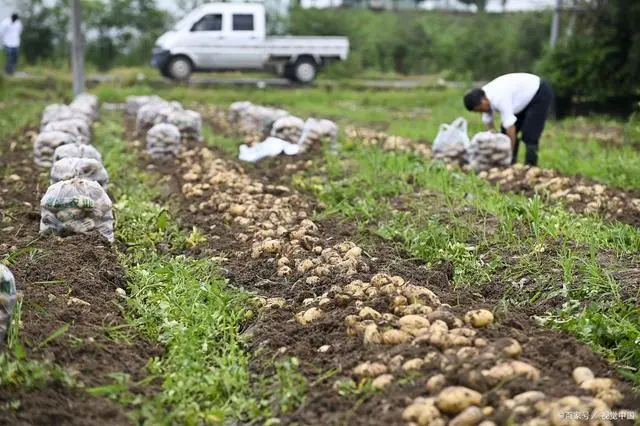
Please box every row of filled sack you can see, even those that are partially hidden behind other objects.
[432,117,513,172]
[227,101,339,163]
[34,94,115,244]
[125,95,202,160]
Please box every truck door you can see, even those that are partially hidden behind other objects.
[218,12,266,69]
[187,13,224,69]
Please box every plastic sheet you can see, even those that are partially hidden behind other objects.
[50,157,109,188]
[40,178,114,242]
[238,137,300,163]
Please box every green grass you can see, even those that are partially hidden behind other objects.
[95,115,306,424]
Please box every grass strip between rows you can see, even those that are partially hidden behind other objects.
[96,114,306,424]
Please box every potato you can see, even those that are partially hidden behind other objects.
[381,284,399,296]
[368,273,391,288]
[391,276,405,287]
[389,354,405,371]
[277,266,292,277]
[306,276,320,285]
[382,313,397,322]
[456,347,479,361]
[449,406,484,426]
[345,247,363,258]
[317,345,331,353]
[296,307,323,325]
[318,297,331,307]
[402,326,430,337]
[402,358,424,372]
[580,378,613,393]
[464,310,494,328]
[265,297,286,309]
[571,366,595,385]
[474,338,488,348]
[403,284,441,306]
[513,391,546,406]
[229,204,245,216]
[353,361,387,377]
[297,259,315,273]
[363,324,382,345]
[426,374,446,393]
[382,329,412,345]
[494,338,522,358]
[595,389,622,406]
[404,304,434,315]
[403,402,442,426]
[428,308,459,328]
[399,314,430,329]
[436,386,483,414]
[482,361,540,384]
[429,320,449,333]
[477,422,497,426]
[371,374,394,390]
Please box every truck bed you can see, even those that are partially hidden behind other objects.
[265,36,349,60]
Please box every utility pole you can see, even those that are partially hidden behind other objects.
[71,0,85,96]
[550,0,561,48]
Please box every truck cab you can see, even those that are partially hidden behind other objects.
[152,3,349,83]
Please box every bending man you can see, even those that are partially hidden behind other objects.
[463,73,554,166]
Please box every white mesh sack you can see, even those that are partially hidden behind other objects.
[0,264,17,346]
[237,105,290,135]
[229,101,253,122]
[70,93,99,121]
[298,118,339,153]
[53,143,102,163]
[146,123,182,160]
[42,119,91,144]
[51,157,109,188]
[34,131,78,167]
[167,109,202,139]
[126,95,163,116]
[432,117,471,165]
[468,131,513,171]
[271,116,305,143]
[40,178,114,242]
[135,100,170,136]
[153,101,184,126]
[42,104,74,126]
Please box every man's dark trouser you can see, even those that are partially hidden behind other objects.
[4,46,18,75]
[501,80,554,166]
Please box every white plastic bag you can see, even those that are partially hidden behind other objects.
[53,143,103,163]
[33,131,78,167]
[238,137,301,163]
[468,131,512,171]
[42,119,91,144]
[0,265,17,346]
[40,178,114,242]
[146,123,182,160]
[432,117,470,164]
[51,157,109,188]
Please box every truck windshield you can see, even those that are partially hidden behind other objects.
[173,11,199,31]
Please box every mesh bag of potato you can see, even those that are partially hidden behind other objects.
[70,93,100,121]
[135,100,171,137]
[33,131,78,167]
[50,157,109,188]
[468,131,512,171]
[432,117,470,165]
[229,101,253,122]
[271,115,305,143]
[298,118,339,152]
[40,178,114,242]
[146,123,182,160]
[53,143,103,163]
[236,105,290,136]
[167,109,202,140]
[125,95,163,117]
[0,265,17,346]
[42,118,91,144]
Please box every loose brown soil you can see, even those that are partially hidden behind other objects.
[126,111,638,425]
[0,129,161,426]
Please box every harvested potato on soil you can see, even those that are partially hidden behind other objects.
[296,307,323,325]
[371,374,394,390]
[436,386,483,414]
[353,361,387,378]
[464,309,494,328]
[382,329,412,345]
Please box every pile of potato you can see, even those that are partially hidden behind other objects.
[146,123,182,160]
[468,131,512,172]
[171,140,634,426]
[0,265,17,346]
[40,178,114,242]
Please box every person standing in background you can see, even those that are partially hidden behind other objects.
[0,14,23,75]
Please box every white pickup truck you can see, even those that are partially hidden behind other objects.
[151,3,349,83]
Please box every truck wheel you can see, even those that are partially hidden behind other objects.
[293,58,317,84]
[167,56,192,81]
